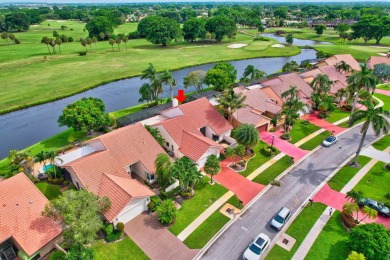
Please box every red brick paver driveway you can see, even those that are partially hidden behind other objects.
[301,112,346,135]
[213,158,265,206]
[260,131,308,161]
[376,89,390,96]
[125,213,199,260]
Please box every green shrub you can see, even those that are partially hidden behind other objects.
[235,144,246,157]
[79,51,87,56]
[180,190,192,198]
[147,201,156,212]
[318,111,328,119]
[301,120,310,125]
[159,186,181,200]
[106,230,122,242]
[269,127,276,132]
[316,50,331,58]
[50,251,66,260]
[156,199,177,225]
[341,212,357,229]
[102,223,114,236]
[280,133,290,140]
[253,36,270,41]
[151,196,162,206]
[116,222,124,232]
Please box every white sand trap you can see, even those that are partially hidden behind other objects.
[272,44,285,48]
[180,45,212,49]
[378,53,388,56]
[228,43,248,49]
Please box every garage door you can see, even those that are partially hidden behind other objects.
[118,199,147,224]
[257,124,268,133]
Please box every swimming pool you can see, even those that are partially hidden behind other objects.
[42,164,54,172]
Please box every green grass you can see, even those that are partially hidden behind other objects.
[354,161,390,206]
[226,194,244,209]
[372,134,390,151]
[266,202,328,260]
[183,210,229,249]
[0,20,302,114]
[35,182,62,200]
[305,211,349,260]
[314,44,384,61]
[328,156,371,192]
[91,236,149,260]
[326,109,350,124]
[252,155,291,185]
[168,176,228,236]
[376,83,390,90]
[239,141,279,177]
[299,131,331,150]
[289,120,321,144]
[110,103,146,119]
[374,93,390,111]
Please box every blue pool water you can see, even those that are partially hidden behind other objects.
[42,164,54,172]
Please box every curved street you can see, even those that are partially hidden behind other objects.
[199,125,379,260]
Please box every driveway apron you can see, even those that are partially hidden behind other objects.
[301,112,346,135]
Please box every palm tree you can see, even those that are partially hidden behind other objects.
[204,154,221,184]
[241,65,266,83]
[115,36,121,51]
[310,74,333,95]
[145,125,166,147]
[155,153,173,188]
[347,63,378,115]
[141,63,157,82]
[359,206,378,223]
[55,38,62,54]
[217,88,247,124]
[335,88,348,107]
[8,150,34,174]
[343,202,359,222]
[46,151,62,178]
[281,85,299,101]
[318,94,336,116]
[159,70,176,101]
[235,124,260,152]
[281,86,308,132]
[349,100,390,166]
[334,61,352,75]
[301,60,313,70]
[35,151,47,168]
[345,189,364,221]
[108,39,115,52]
[171,157,202,192]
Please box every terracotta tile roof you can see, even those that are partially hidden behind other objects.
[155,98,232,161]
[98,174,154,222]
[235,87,282,114]
[368,56,390,69]
[322,54,361,71]
[261,73,313,99]
[63,123,165,222]
[300,66,348,94]
[179,131,222,161]
[233,107,269,126]
[0,173,62,257]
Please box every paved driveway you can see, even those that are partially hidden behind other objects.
[199,125,379,260]
[376,89,390,96]
[125,213,198,260]
[301,112,346,135]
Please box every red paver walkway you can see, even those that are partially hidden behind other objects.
[301,112,346,135]
[260,130,308,161]
[376,89,390,96]
[214,157,265,206]
[125,213,199,260]
[313,184,390,228]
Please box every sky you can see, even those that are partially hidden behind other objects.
[1,0,389,3]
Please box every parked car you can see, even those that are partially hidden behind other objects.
[322,136,338,147]
[271,207,291,230]
[358,198,390,217]
[243,233,270,260]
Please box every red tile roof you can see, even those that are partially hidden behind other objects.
[300,66,348,94]
[0,173,62,257]
[235,87,282,114]
[63,123,164,222]
[261,73,313,99]
[156,98,232,161]
[368,56,390,69]
[233,107,269,126]
[322,54,361,71]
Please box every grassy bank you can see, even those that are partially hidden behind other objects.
[0,20,301,114]
[252,155,291,185]
[92,236,149,260]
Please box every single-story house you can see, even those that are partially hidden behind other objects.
[316,54,361,73]
[147,98,234,168]
[232,86,282,132]
[0,173,62,260]
[56,123,164,225]
[367,55,390,69]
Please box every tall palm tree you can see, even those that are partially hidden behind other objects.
[349,100,390,166]
[347,63,378,115]
[318,94,336,115]
[155,153,173,188]
[359,206,378,223]
[141,63,163,103]
[342,202,359,222]
[159,70,177,101]
[46,151,62,178]
[141,63,157,82]
[310,74,333,95]
[335,88,348,107]
[334,61,351,75]
[217,88,247,124]
[345,189,364,221]
[242,65,266,83]
[281,86,307,132]
[235,124,260,152]
[8,150,34,174]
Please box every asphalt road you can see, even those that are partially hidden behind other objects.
[200,126,378,260]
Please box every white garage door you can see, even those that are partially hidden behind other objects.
[118,199,147,224]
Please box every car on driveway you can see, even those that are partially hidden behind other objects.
[322,136,338,147]
[271,207,291,230]
[358,198,390,217]
[243,233,270,260]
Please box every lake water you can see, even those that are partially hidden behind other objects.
[262,33,332,46]
[0,46,317,159]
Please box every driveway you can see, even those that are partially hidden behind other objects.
[376,89,390,96]
[260,131,308,161]
[199,125,379,260]
[125,213,199,260]
[301,112,346,135]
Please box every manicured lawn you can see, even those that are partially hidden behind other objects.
[325,109,350,124]
[266,203,327,260]
[0,20,302,114]
[314,44,383,61]
[299,131,330,150]
[289,120,321,144]
[168,176,228,236]
[328,156,371,192]
[252,155,291,185]
[92,236,149,260]
[35,182,62,200]
[239,141,279,177]
[184,210,230,249]
[376,83,389,90]
[354,161,390,206]
[305,211,349,260]
[372,134,390,151]
[374,93,390,111]
[226,194,244,209]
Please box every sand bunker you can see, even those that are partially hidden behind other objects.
[272,44,285,48]
[378,53,388,56]
[228,43,248,49]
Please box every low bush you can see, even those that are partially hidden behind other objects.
[50,251,66,260]
[116,222,124,232]
[180,190,192,198]
[79,51,87,56]
[159,186,181,200]
[318,111,328,119]
[316,50,332,58]
[385,192,390,200]
[269,127,276,132]
[301,120,310,125]
[280,133,290,140]
[341,212,357,229]
[253,36,270,41]
[106,230,122,242]
[271,180,281,186]
[147,201,156,212]
[102,223,114,236]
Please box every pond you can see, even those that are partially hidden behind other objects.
[0,48,317,159]
[262,33,332,46]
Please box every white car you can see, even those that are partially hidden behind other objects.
[271,207,291,231]
[243,233,271,260]
[322,136,338,147]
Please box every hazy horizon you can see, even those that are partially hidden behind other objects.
[1,0,389,3]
